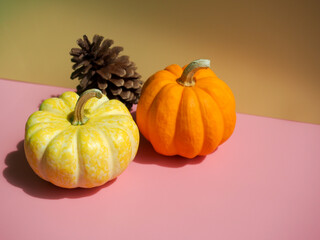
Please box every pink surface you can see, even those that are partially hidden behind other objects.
[1,78,320,240]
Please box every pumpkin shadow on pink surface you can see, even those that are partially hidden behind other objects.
[131,111,207,167]
[134,133,207,167]
[3,141,116,199]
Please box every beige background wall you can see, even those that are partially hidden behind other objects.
[0,0,319,124]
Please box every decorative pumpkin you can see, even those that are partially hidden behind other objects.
[136,59,236,159]
[24,89,139,188]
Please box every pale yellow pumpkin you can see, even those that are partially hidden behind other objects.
[24,89,139,188]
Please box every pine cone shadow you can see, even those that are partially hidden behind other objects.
[3,140,116,199]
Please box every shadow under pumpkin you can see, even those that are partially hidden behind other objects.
[3,140,116,199]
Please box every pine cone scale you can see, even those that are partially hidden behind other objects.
[77,38,89,51]
[91,35,104,52]
[96,39,113,58]
[110,78,125,87]
[97,80,108,90]
[124,80,133,88]
[110,87,122,95]
[82,35,91,49]
[70,48,82,56]
[96,68,112,80]
[71,66,85,79]
[108,64,126,77]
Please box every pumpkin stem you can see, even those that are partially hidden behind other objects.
[177,59,210,87]
[72,89,103,125]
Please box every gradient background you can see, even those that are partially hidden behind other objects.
[0,0,319,124]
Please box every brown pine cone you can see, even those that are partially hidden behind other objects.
[70,34,143,110]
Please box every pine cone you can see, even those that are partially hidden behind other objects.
[70,34,143,110]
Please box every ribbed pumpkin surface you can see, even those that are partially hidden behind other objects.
[136,63,236,158]
[24,91,139,188]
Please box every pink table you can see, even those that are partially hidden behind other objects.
[1,78,320,240]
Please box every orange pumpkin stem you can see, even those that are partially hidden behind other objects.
[72,89,103,125]
[177,59,211,87]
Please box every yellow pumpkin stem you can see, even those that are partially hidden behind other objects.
[177,59,211,87]
[72,89,103,125]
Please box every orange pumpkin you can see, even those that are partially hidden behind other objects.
[136,59,236,158]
